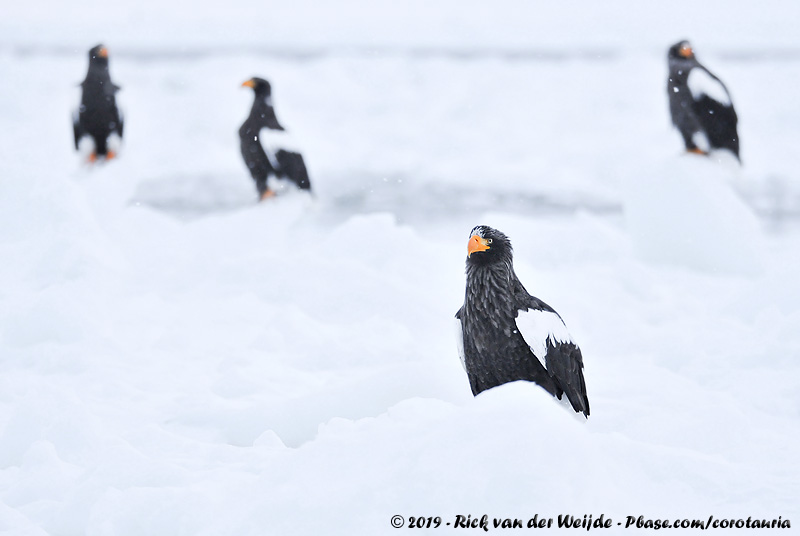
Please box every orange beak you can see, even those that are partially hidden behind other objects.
[467,234,490,257]
[679,44,693,58]
[98,47,109,58]
[241,79,255,88]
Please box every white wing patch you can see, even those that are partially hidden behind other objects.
[257,127,302,170]
[514,308,573,368]
[687,68,731,106]
[454,316,466,371]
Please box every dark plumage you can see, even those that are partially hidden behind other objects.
[667,40,740,161]
[239,77,311,201]
[455,226,589,417]
[73,44,123,162]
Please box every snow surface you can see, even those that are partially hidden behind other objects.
[1,1,800,534]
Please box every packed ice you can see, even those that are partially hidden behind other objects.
[0,1,798,534]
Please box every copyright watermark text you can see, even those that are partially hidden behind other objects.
[389,514,791,530]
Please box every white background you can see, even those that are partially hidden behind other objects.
[0,1,798,534]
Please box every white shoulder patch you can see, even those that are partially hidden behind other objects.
[687,68,731,106]
[455,316,466,371]
[258,127,302,169]
[514,308,573,368]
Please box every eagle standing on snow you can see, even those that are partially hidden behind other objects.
[239,77,311,201]
[455,226,589,417]
[73,44,124,162]
[667,40,740,161]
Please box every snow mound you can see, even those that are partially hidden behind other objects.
[624,155,764,275]
[1,21,799,534]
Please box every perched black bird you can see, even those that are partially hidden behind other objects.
[239,77,311,201]
[455,226,589,417]
[73,44,124,162]
[667,40,739,161]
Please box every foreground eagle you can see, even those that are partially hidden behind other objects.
[667,40,740,161]
[455,226,589,417]
[239,77,311,201]
[73,44,124,162]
